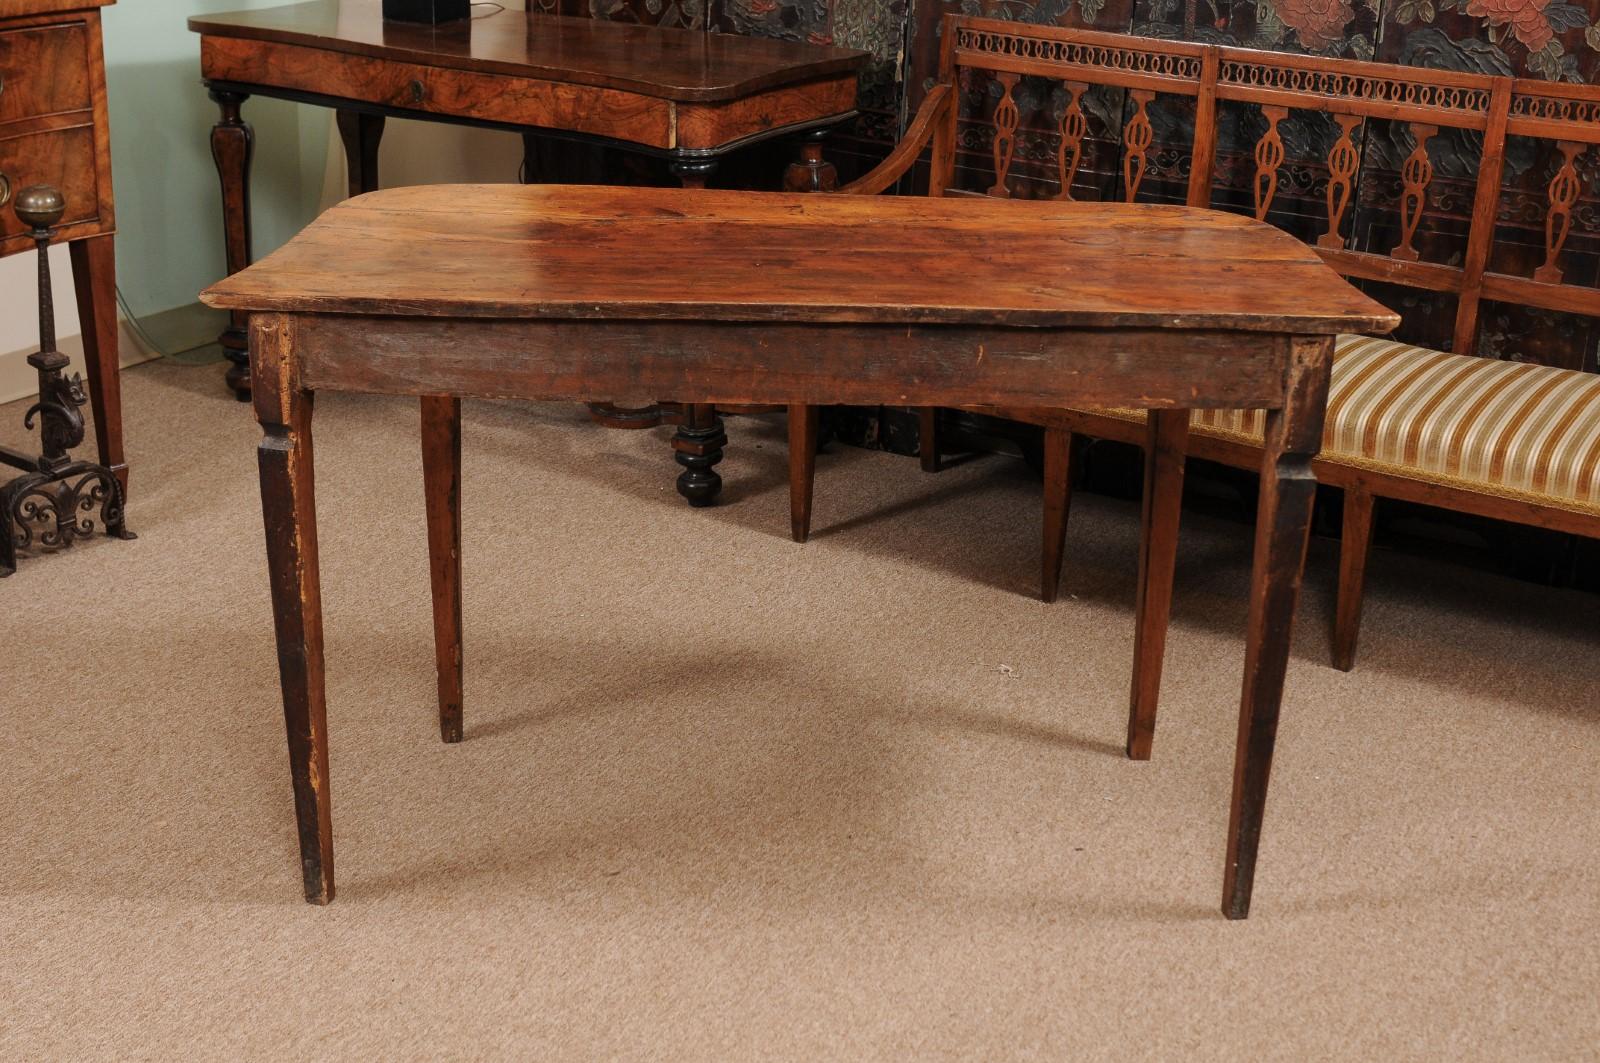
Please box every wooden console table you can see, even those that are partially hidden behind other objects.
[201,184,1396,919]
[1,0,126,500]
[189,0,868,405]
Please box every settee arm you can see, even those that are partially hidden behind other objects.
[839,84,953,196]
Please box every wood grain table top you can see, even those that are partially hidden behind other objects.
[201,185,1401,335]
[187,0,868,103]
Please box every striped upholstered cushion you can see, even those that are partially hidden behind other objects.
[1089,334,1600,515]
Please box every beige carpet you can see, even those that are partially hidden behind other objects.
[2,360,1597,1061]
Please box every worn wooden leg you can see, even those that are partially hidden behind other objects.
[788,403,819,543]
[1222,336,1334,920]
[335,109,385,198]
[919,407,941,473]
[421,396,463,743]
[252,314,334,905]
[210,88,255,401]
[674,403,726,506]
[1041,427,1079,603]
[1126,409,1190,760]
[1332,487,1375,672]
[68,234,130,512]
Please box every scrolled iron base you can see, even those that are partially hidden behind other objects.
[0,460,134,577]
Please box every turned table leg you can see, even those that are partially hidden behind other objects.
[784,128,839,192]
[68,233,129,503]
[210,88,255,402]
[1221,335,1333,919]
[335,110,385,198]
[421,395,464,743]
[252,313,334,904]
[674,402,726,506]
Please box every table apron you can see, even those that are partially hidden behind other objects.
[200,36,858,154]
[285,314,1298,410]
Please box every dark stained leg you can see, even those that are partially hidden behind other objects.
[68,234,130,512]
[335,109,386,198]
[209,88,255,401]
[421,395,464,743]
[1040,427,1079,603]
[1332,487,1376,673]
[919,407,941,473]
[673,403,726,506]
[670,157,718,189]
[1222,335,1334,920]
[1126,409,1190,760]
[788,403,819,543]
[252,313,334,905]
[783,128,839,192]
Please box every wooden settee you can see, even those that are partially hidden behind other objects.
[786,15,1600,673]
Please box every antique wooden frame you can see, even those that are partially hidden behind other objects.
[203,184,1393,918]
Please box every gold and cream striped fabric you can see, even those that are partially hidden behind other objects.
[1090,335,1600,515]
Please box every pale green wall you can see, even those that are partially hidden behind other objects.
[102,0,331,345]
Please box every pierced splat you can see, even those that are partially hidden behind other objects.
[1253,105,1287,221]
[1318,114,1362,250]
[1123,89,1155,203]
[1391,123,1437,262]
[1054,81,1089,202]
[1535,140,1585,284]
[989,72,1021,198]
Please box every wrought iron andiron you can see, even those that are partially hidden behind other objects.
[0,185,133,577]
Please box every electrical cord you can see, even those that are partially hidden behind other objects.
[115,285,222,366]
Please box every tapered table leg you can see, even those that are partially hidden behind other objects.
[68,234,129,506]
[210,88,255,401]
[788,403,818,542]
[1126,409,1189,759]
[1222,336,1334,919]
[252,314,334,904]
[421,395,464,743]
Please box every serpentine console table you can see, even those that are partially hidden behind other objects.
[189,0,869,406]
[201,184,1396,919]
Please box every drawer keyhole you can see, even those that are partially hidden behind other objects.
[408,79,425,104]
[0,172,11,211]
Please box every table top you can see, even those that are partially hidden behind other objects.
[188,1,869,103]
[201,185,1400,334]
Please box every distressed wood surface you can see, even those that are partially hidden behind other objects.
[201,185,1396,333]
[229,185,1377,915]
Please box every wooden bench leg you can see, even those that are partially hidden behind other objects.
[1126,410,1189,759]
[918,407,940,473]
[1041,427,1079,603]
[1222,336,1333,919]
[788,403,819,543]
[1332,487,1375,672]
[252,314,334,905]
[422,396,464,743]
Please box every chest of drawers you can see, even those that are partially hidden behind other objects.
[0,0,125,498]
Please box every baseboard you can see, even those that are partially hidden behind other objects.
[0,300,225,406]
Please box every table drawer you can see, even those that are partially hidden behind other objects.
[0,122,101,243]
[0,21,93,124]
